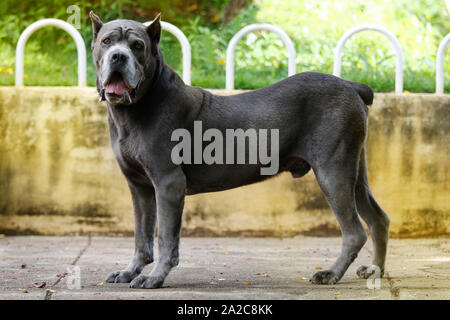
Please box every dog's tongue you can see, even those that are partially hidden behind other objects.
[105,73,128,95]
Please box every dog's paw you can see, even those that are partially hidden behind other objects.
[105,270,138,283]
[129,275,165,289]
[356,265,384,279]
[310,270,340,285]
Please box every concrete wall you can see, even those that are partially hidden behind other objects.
[0,87,448,237]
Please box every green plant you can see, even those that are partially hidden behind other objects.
[0,0,448,92]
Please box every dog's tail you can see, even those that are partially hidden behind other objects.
[348,81,374,106]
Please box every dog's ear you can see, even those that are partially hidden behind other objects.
[89,11,103,40]
[146,13,161,45]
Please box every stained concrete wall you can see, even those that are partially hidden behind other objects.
[0,87,448,237]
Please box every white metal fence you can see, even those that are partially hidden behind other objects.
[332,24,404,94]
[15,19,87,87]
[436,33,450,94]
[14,19,449,94]
[225,23,296,90]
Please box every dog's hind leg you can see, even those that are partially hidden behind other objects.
[310,144,368,285]
[106,183,156,283]
[355,147,390,279]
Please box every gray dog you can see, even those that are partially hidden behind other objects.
[89,12,390,289]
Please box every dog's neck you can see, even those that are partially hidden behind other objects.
[144,61,183,103]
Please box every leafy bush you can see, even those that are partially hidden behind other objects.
[0,0,448,92]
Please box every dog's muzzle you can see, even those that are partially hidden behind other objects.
[99,50,140,104]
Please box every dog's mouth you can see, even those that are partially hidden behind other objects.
[102,72,137,103]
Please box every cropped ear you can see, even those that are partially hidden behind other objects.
[146,13,161,45]
[89,11,103,40]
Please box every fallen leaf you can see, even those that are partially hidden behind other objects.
[243,281,252,285]
[210,281,218,285]
[334,291,341,295]
[18,288,28,293]
[315,267,323,270]
[390,287,400,297]
[297,277,308,280]
[34,282,46,288]
[263,273,269,277]
[97,282,104,286]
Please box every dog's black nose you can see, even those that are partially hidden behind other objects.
[111,51,128,65]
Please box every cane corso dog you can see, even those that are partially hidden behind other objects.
[89,12,390,288]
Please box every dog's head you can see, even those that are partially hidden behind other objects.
[89,12,162,105]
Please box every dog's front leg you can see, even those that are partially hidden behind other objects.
[106,182,156,283]
[130,168,186,289]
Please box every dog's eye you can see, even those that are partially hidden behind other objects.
[133,42,144,50]
[102,38,111,45]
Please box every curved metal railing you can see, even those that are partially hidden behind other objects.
[225,24,296,90]
[15,19,87,86]
[436,33,450,94]
[13,19,448,95]
[333,24,404,94]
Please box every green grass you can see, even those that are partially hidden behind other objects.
[0,0,448,92]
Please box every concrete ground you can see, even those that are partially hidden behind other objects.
[0,236,448,300]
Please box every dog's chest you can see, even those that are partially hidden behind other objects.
[115,132,144,163]
[110,135,150,182]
